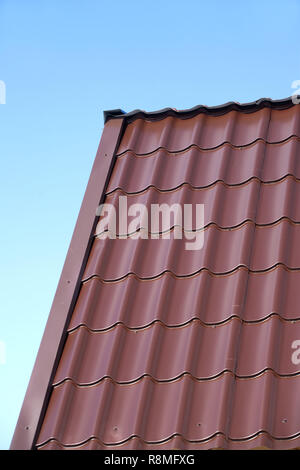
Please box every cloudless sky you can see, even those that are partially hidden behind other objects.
[0,0,300,450]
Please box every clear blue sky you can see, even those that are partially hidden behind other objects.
[0,0,299,450]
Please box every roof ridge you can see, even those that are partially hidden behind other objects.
[104,96,298,124]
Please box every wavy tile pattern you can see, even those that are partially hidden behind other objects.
[108,138,300,194]
[38,434,300,451]
[38,374,300,447]
[37,103,300,450]
[85,220,300,280]
[69,268,300,330]
[104,177,300,230]
[117,107,300,155]
[54,318,300,385]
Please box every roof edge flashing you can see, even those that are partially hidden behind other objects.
[10,118,126,450]
[103,109,126,124]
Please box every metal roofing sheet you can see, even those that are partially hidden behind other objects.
[107,138,300,194]
[38,434,300,450]
[37,373,300,447]
[116,107,300,154]
[68,268,300,329]
[83,220,300,279]
[53,317,300,385]
[13,99,300,450]
[104,177,300,228]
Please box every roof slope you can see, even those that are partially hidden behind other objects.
[12,98,300,450]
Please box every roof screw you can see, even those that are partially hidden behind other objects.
[25,425,30,430]
[281,418,288,423]
[113,426,118,432]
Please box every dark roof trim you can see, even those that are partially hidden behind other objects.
[10,117,126,450]
[104,96,297,124]
[103,108,126,123]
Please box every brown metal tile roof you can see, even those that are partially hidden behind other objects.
[83,220,300,279]
[11,98,300,450]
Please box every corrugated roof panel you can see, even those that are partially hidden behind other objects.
[38,434,300,450]
[38,373,300,447]
[108,138,300,194]
[116,107,300,155]
[68,268,300,330]
[28,101,300,450]
[82,220,300,280]
[53,317,300,385]
[104,177,300,228]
